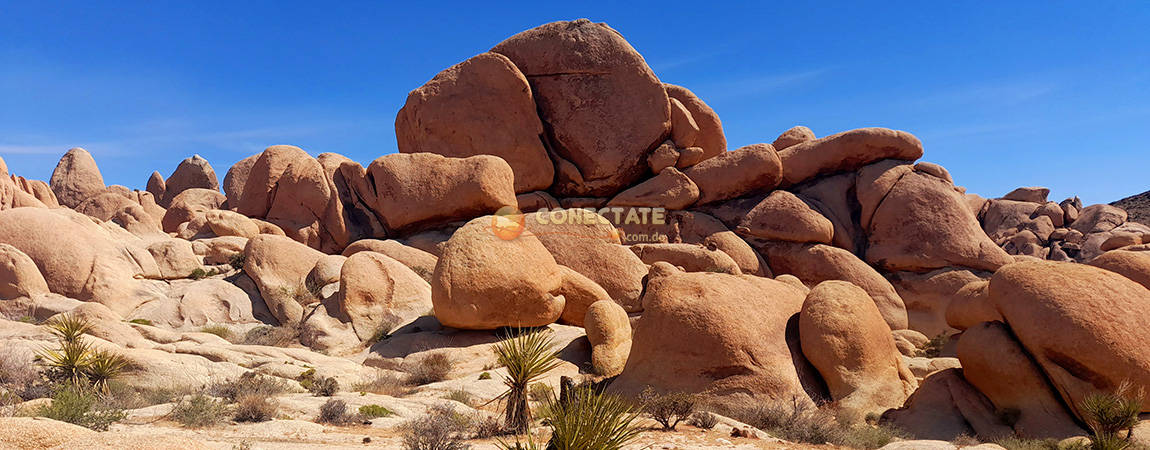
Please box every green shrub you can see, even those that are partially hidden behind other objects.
[915,334,947,358]
[318,398,352,424]
[189,268,216,280]
[199,325,233,341]
[229,253,246,271]
[494,329,560,434]
[840,423,906,449]
[478,372,492,381]
[443,388,473,406]
[358,404,393,419]
[209,372,288,402]
[402,404,468,450]
[127,318,153,326]
[407,353,453,385]
[689,411,718,430]
[242,325,298,347]
[994,437,1064,450]
[233,395,277,422]
[83,349,127,392]
[297,369,338,396]
[36,385,125,431]
[17,316,36,324]
[170,394,229,428]
[639,387,696,431]
[1080,382,1144,450]
[351,372,411,396]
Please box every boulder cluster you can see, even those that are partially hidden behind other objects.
[1,18,1148,445]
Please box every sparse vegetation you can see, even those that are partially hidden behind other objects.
[358,404,393,419]
[469,414,503,439]
[209,372,289,402]
[45,314,92,342]
[528,382,553,402]
[994,437,1064,450]
[233,395,277,422]
[494,329,561,434]
[189,268,218,280]
[478,372,492,380]
[298,369,339,396]
[36,384,126,431]
[915,333,947,358]
[408,352,453,385]
[401,404,469,450]
[444,388,473,406]
[1079,382,1145,450]
[199,325,233,341]
[689,411,719,430]
[0,348,41,398]
[229,252,247,270]
[352,372,411,396]
[318,398,354,424]
[728,396,904,448]
[241,325,298,347]
[37,315,127,392]
[170,394,229,428]
[127,318,153,326]
[537,385,642,450]
[83,349,127,392]
[639,387,696,431]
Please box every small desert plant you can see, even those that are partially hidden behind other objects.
[37,384,126,431]
[127,318,153,326]
[469,414,503,439]
[83,349,127,392]
[233,395,277,422]
[444,388,473,406]
[199,325,233,341]
[38,340,92,385]
[401,404,469,450]
[209,372,289,402]
[298,369,339,396]
[358,404,394,419]
[0,349,40,392]
[170,394,229,428]
[1080,382,1144,450]
[242,325,298,347]
[408,352,453,385]
[17,315,37,324]
[639,387,696,431]
[840,423,907,449]
[538,385,642,450]
[689,411,719,430]
[528,382,553,402]
[494,329,561,434]
[737,396,845,445]
[915,333,947,358]
[229,253,246,271]
[318,398,352,424]
[994,437,1064,450]
[352,372,411,396]
[189,268,216,280]
[478,372,492,381]
[44,314,92,343]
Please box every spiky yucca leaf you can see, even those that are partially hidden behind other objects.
[542,385,643,450]
[38,340,92,385]
[1081,382,1144,449]
[493,329,561,434]
[45,315,92,343]
[84,349,127,392]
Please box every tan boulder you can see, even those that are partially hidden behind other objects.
[1100,232,1142,252]
[676,146,706,168]
[338,251,432,340]
[236,145,309,218]
[0,243,49,299]
[630,242,741,275]
[664,84,725,159]
[880,368,1012,441]
[1072,204,1128,234]
[914,162,953,184]
[260,151,338,251]
[160,155,219,207]
[306,254,346,290]
[146,239,201,279]
[668,97,699,148]
[780,128,923,187]
[75,191,135,222]
[585,300,632,377]
[759,241,908,330]
[647,140,679,173]
[146,170,166,202]
[431,216,565,329]
[1089,246,1150,289]
[856,159,915,231]
[738,190,834,244]
[888,268,991,337]
[957,321,1085,439]
[493,19,671,197]
[865,168,1013,273]
[555,266,612,326]
[793,172,866,253]
[684,143,782,205]
[242,234,326,324]
[368,153,516,232]
[609,263,824,405]
[395,52,553,193]
[341,239,438,281]
[1002,186,1050,203]
[1035,201,1066,227]
[205,209,260,238]
[772,125,816,151]
[988,261,1150,417]
[222,153,258,202]
[194,236,248,265]
[621,210,768,277]
[943,280,1002,331]
[162,188,225,233]
[49,147,105,208]
[982,199,1041,241]
[800,281,916,423]
[607,167,698,210]
[525,209,647,311]
[299,304,359,353]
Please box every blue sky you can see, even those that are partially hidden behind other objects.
[1,1,1147,205]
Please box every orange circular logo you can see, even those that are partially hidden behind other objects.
[491,206,526,240]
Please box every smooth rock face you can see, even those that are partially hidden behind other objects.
[664,84,726,159]
[1071,204,1127,234]
[337,251,432,341]
[367,153,517,232]
[341,239,438,282]
[881,368,1010,441]
[222,153,259,202]
[738,190,834,244]
[395,52,553,193]
[493,19,670,197]
[49,147,106,208]
[988,261,1150,417]
[162,188,226,233]
[585,300,632,377]
[800,281,916,423]
[1002,186,1050,204]
[607,167,698,210]
[957,321,1085,439]
[242,234,326,324]
[610,263,824,406]
[205,209,261,239]
[668,97,699,148]
[146,171,166,202]
[630,243,742,275]
[888,267,990,337]
[761,241,908,330]
[779,128,923,187]
[554,265,611,326]
[161,155,219,207]
[0,243,49,299]
[1089,246,1150,289]
[621,210,769,277]
[685,143,782,205]
[146,239,201,279]
[431,216,565,329]
[772,125,816,151]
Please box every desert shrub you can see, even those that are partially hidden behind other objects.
[127,318,153,326]
[688,411,718,429]
[639,387,696,431]
[39,340,93,385]
[1080,382,1144,450]
[528,382,553,402]
[840,423,906,449]
[318,398,352,424]
[83,349,127,392]
[229,253,246,271]
[444,388,473,406]
[170,394,229,428]
[189,268,216,280]
[735,396,846,445]
[952,434,983,446]
[408,352,453,385]
[37,385,125,431]
[98,382,193,410]
[199,325,233,341]
[209,372,288,402]
[994,437,1064,450]
[352,372,411,396]
[538,385,642,450]
[478,372,492,381]
[233,395,277,422]
[17,315,37,324]
[358,404,393,419]
[494,329,560,434]
[915,333,947,358]
[297,369,339,396]
[242,325,298,347]
[469,414,503,439]
[401,404,469,450]
[44,314,91,342]
[0,349,40,392]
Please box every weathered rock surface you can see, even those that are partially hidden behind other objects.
[368,153,516,232]
[337,251,432,341]
[585,300,632,377]
[684,143,782,204]
[664,84,725,159]
[49,147,105,208]
[242,234,326,324]
[607,167,699,210]
[161,155,220,207]
[772,125,816,151]
[0,243,49,299]
[630,243,742,275]
[779,128,923,187]
[738,190,834,244]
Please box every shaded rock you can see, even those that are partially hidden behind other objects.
[982,199,1041,241]
[646,141,679,173]
[792,172,866,254]
[664,83,726,159]
[242,234,326,324]
[888,268,991,337]
[630,243,741,274]
[1002,187,1050,203]
[162,188,225,233]
[737,190,833,244]
[668,97,699,148]
[555,266,612,326]
[49,147,105,208]
[944,280,1002,331]
[516,191,561,213]
[222,153,259,203]
[684,143,782,205]
[1071,204,1128,234]
[585,300,632,377]
[145,171,166,202]
[880,368,1012,441]
[780,128,923,187]
[621,210,768,277]
[607,167,698,210]
[0,243,49,299]
[341,239,438,282]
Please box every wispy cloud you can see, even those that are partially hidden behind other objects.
[696,69,829,101]
[906,80,1059,109]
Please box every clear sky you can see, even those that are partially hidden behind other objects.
[1,1,1147,205]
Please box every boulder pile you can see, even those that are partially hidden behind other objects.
[1,18,1148,446]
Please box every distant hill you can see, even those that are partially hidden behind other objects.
[1112,190,1150,226]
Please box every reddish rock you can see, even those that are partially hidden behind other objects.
[664,84,726,159]
[772,126,816,151]
[49,147,106,208]
[161,155,219,207]
[779,128,923,187]
[607,167,698,210]
[368,153,517,232]
[1002,186,1050,203]
[223,153,259,203]
[668,97,699,148]
[738,190,833,244]
[630,243,742,275]
[684,143,782,205]
[646,141,679,173]
[146,171,166,202]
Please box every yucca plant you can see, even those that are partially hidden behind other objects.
[541,385,643,450]
[45,314,92,343]
[494,328,561,434]
[1080,382,1144,450]
[84,349,127,393]
[38,340,92,385]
